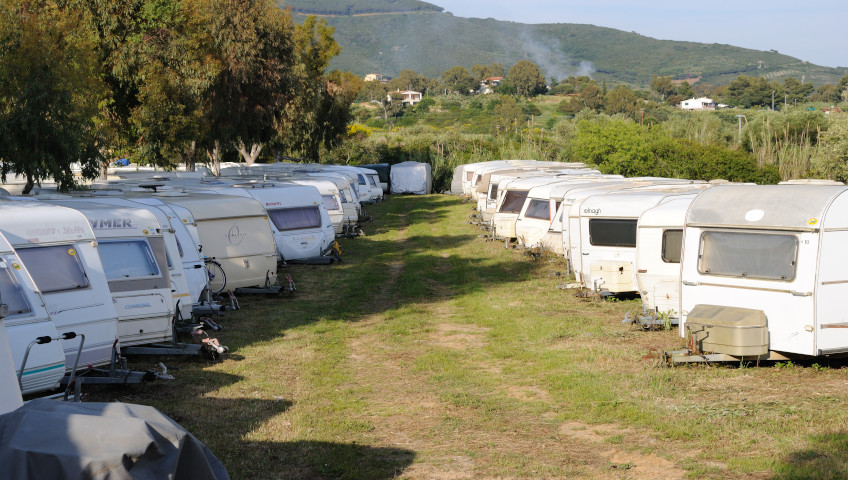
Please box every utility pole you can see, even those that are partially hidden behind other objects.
[772,90,775,111]
[735,114,746,144]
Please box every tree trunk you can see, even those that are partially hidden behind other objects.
[185,141,196,172]
[22,172,34,195]
[208,142,221,176]
[236,142,263,165]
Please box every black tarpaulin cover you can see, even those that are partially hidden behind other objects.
[0,398,228,480]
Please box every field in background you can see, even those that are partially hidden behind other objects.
[91,195,848,479]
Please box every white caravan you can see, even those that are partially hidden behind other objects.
[491,176,573,240]
[634,197,696,319]
[0,319,23,414]
[154,193,279,292]
[46,200,174,347]
[0,232,66,395]
[679,184,848,359]
[574,185,710,292]
[0,201,118,369]
[62,194,196,322]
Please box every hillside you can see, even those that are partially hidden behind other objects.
[279,0,846,87]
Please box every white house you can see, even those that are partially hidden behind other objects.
[388,90,422,105]
[680,97,717,110]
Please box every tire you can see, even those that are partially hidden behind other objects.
[205,260,227,294]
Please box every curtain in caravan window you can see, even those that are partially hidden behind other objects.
[661,229,683,263]
[499,191,528,213]
[98,240,160,280]
[322,195,340,211]
[699,231,797,281]
[525,199,551,220]
[268,207,322,231]
[0,260,32,315]
[589,219,637,247]
[16,245,90,292]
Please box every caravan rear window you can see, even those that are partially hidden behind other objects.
[524,199,551,220]
[499,190,528,213]
[322,195,340,211]
[16,245,90,293]
[589,219,637,247]
[268,206,322,231]
[0,259,32,316]
[661,229,683,263]
[98,240,161,280]
[698,231,798,281]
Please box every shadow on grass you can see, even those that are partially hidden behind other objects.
[772,431,848,480]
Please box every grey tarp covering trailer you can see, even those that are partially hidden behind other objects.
[390,161,433,195]
[0,398,229,479]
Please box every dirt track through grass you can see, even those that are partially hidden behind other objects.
[87,195,848,479]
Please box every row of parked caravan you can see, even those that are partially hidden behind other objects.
[0,163,386,402]
[454,160,848,361]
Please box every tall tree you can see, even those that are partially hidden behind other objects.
[605,85,639,117]
[440,66,476,95]
[506,60,546,97]
[0,0,107,193]
[650,75,675,101]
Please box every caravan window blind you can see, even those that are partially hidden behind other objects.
[525,199,551,220]
[17,245,89,293]
[269,207,322,231]
[499,191,528,213]
[322,195,340,211]
[589,219,637,247]
[699,231,797,281]
[0,259,32,316]
[99,240,160,280]
[661,229,683,263]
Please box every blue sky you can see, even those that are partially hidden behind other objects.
[428,1,847,69]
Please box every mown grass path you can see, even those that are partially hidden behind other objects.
[96,195,848,479]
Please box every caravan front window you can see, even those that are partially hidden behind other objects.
[16,245,90,293]
[525,199,551,220]
[322,195,340,211]
[98,240,160,280]
[269,207,322,231]
[0,259,32,316]
[589,219,637,247]
[661,229,683,263]
[499,190,528,213]
[699,231,798,281]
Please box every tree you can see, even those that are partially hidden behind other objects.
[471,63,504,82]
[387,70,429,94]
[558,97,582,115]
[676,81,695,99]
[839,73,848,102]
[650,75,675,101]
[0,0,107,193]
[604,85,639,117]
[812,115,848,181]
[581,83,604,111]
[812,84,839,103]
[506,60,546,97]
[440,66,476,95]
[493,96,522,133]
[724,75,780,108]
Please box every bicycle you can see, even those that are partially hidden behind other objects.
[204,257,227,294]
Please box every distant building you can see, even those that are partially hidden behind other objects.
[680,97,717,110]
[364,73,387,83]
[388,90,422,105]
[479,77,503,94]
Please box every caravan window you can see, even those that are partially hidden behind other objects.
[698,231,798,281]
[466,172,473,181]
[339,190,348,203]
[268,207,322,231]
[525,199,551,220]
[16,245,90,293]
[589,219,637,247]
[489,184,498,200]
[661,229,683,263]
[322,195,340,211]
[357,174,366,185]
[0,259,32,316]
[98,240,160,280]
[499,190,528,213]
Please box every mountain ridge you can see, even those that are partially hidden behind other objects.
[280,1,846,86]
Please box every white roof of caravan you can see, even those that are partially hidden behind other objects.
[577,185,708,218]
[527,176,624,199]
[152,192,267,220]
[687,185,848,231]
[500,176,570,191]
[44,200,163,238]
[0,200,96,245]
[638,196,698,228]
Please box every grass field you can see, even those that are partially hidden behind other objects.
[95,195,848,479]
